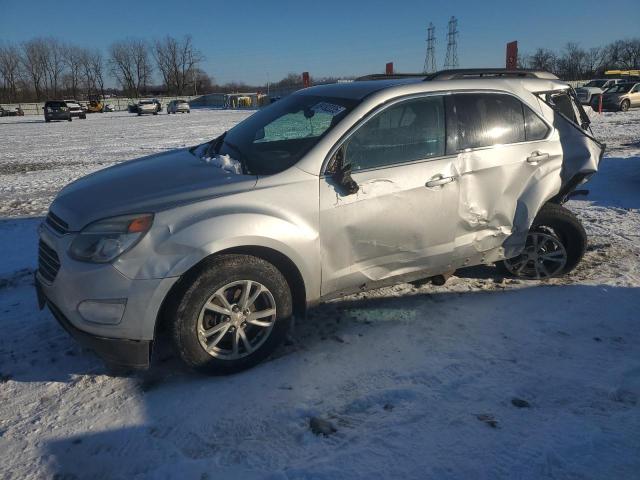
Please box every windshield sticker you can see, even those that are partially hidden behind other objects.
[311,102,346,116]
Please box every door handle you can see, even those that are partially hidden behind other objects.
[426,175,456,188]
[526,151,550,164]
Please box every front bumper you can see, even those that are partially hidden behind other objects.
[36,222,178,369]
[37,275,151,369]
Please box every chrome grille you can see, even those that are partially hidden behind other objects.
[38,240,61,284]
[46,211,69,235]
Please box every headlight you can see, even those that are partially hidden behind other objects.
[69,213,153,263]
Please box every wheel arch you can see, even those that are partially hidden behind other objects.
[155,245,309,341]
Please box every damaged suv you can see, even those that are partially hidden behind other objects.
[36,69,603,374]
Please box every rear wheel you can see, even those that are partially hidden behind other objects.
[499,203,587,279]
[169,255,293,374]
[620,100,631,112]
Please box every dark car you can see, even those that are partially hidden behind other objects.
[44,101,72,122]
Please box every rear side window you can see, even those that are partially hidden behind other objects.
[344,96,446,171]
[448,93,526,150]
[524,104,550,141]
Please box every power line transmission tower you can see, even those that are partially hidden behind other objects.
[444,16,459,69]
[423,23,436,73]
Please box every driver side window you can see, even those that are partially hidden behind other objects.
[343,96,446,171]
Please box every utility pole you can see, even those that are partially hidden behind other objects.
[423,23,436,73]
[444,16,459,69]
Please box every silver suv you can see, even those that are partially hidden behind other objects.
[35,69,603,374]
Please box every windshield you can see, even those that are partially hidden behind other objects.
[214,94,358,175]
[606,84,633,94]
[584,80,607,88]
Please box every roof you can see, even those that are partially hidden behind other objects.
[299,69,566,101]
[298,78,422,100]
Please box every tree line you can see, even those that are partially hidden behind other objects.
[521,38,640,80]
[2,35,639,104]
[0,35,212,103]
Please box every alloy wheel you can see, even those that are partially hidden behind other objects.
[503,230,568,279]
[197,280,277,360]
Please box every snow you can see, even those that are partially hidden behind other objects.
[1,108,640,479]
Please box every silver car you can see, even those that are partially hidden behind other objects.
[36,69,603,374]
[167,99,190,114]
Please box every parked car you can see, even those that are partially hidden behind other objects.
[64,100,87,119]
[167,99,190,114]
[104,104,115,112]
[594,82,640,111]
[0,105,24,116]
[36,69,603,374]
[43,100,72,122]
[135,99,161,115]
[575,78,624,105]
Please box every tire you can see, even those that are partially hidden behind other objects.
[45,118,50,122]
[620,100,631,112]
[499,203,587,279]
[169,254,293,374]
[137,112,141,116]
[68,117,72,122]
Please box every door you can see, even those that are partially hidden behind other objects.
[319,95,460,297]
[444,92,558,260]
[630,84,640,107]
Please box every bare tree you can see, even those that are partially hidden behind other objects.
[22,38,47,100]
[63,44,84,99]
[557,42,587,80]
[41,38,65,97]
[525,48,557,73]
[153,35,203,95]
[619,38,640,69]
[0,43,22,102]
[108,39,152,97]
[584,47,605,76]
[90,50,106,100]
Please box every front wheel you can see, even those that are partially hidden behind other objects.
[499,203,587,280]
[620,100,631,112]
[169,255,293,374]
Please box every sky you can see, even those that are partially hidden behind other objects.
[1,0,639,86]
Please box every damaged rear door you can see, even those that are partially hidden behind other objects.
[319,95,460,297]
[444,92,560,263]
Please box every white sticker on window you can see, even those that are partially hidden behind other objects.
[311,102,346,116]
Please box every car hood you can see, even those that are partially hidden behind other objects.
[51,148,257,231]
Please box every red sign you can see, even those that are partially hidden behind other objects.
[506,41,518,70]
[302,72,310,88]
[385,62,394,75]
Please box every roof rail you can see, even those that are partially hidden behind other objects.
[355,73,427,81]
[354,69,559,83]
[425,69,559,80]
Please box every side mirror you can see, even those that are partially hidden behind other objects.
[254,127,265,141]
[329,146,359,195]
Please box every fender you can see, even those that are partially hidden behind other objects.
[114,211,321,303]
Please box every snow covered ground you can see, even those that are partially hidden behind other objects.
[0,108,639,479]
